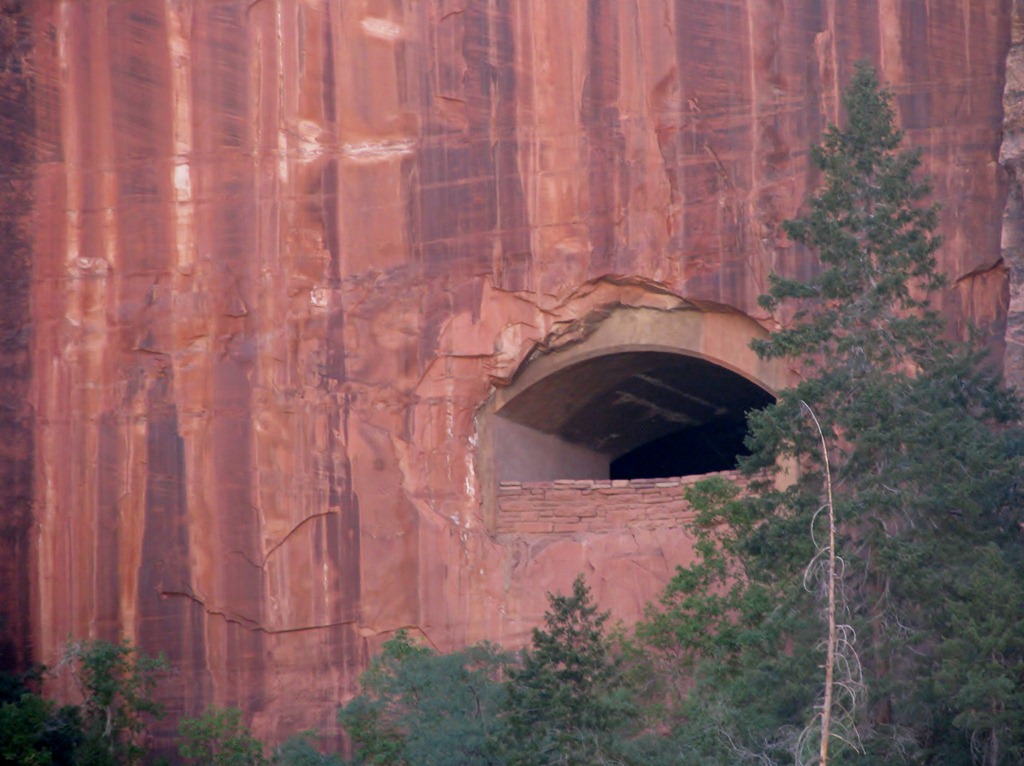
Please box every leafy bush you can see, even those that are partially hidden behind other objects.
[60,639,167,766]
[338,630,512,766]
[179,706,267,766]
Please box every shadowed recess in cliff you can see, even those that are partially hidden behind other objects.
[494,350,773,481]
[483,306,787,489]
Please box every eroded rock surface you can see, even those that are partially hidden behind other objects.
[0,0,1015,748]
[0,0,35,676]
[1003,0,1024,388]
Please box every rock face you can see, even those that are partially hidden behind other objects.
[1002,0,1024,388]
[0,0,1015,749]
[0,1,35,677]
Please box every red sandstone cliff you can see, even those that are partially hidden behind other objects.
[1002,0,1024,387]
[0,0,1016,748]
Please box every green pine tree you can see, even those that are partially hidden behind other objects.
[503,575,637,766]
[641,62,1024,765]
[338,630,512,766]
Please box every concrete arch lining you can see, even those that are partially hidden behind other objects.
[493,306,790,410]
[496,350,772,460]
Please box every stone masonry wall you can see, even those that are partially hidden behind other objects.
[496,470,744,535]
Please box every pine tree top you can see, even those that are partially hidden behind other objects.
[755,62,946,371]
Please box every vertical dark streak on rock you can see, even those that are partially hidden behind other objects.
[412,2,498,273]
[327,402,360,624]
[320,0,357,651]
[104,8,211,748]
[137,371,211,733]
[0,2,36,674]
[391,0,424,275]
[95,414,121,639]
[324,254,355,622]
[322,4,336,123]
[492,0,531,292]
[321,159,341,286]
[211,355,264,709]
[582,0,623,274]
[192,0,265,712]
[321,9,341,284]
[110,3,174,275]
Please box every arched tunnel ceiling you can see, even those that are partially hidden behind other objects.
[495,351,775,460]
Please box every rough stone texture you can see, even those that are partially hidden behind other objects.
[1,0,1016,750]
[1002,0,1024,389]
[0,0,35,676]
[496,471,744,535]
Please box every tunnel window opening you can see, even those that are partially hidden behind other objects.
[609,416,756,480]
[492,350,774,483]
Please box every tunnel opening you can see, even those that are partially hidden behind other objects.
[492,351,774,482]
[609,416,754,479]
[478,304,794,532]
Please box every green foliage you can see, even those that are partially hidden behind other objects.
[0,691,55,766]
[745,62,1024,764]
[639,478,777,668]
[0,653,43,708]
[637,480,822,765]
[0,638,167,766]
[933,545,1024,765]
[338,630,512,766]
[0,693,82,766]
[178,707,267,766]
[0,643,80,766]
[641,62,1024,765]
[502,575,637,766]
[273,733,344,766]
[338,581,654,766]
[61,639,167,766]
[339,631,428,766]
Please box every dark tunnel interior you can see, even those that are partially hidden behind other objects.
[494,351,775,481]
[609,416,754,479]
